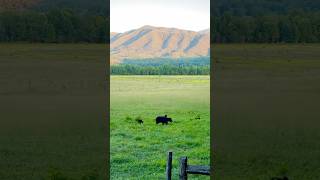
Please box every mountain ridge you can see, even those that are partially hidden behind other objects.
[110,26,210,64]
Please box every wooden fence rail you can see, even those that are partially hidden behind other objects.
[165,152,210,180]
[179,156,210,180]
[166,152,173,180]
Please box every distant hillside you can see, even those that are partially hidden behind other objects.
[110,26,210,64]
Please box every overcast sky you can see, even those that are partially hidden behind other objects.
[111,0,210,33]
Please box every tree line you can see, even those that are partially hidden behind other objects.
[111,64,210,75]
[212,0,320,43]
[1,0,320,43]
[212,0,320,17]
[0,9,107,43]
[212,12,320,43]
[33,0,108,16]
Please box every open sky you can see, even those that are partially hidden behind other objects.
[111,0,210,33]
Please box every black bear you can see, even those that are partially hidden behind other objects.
[136,119,143,124]
[156,115,173,125]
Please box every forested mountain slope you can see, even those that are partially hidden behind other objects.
[111,26,210,64]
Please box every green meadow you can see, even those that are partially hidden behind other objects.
[110,76,210,179]
[0,43,107,179]
[1,43,320,179]
[212,44,320,179]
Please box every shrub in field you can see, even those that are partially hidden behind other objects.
[125,116,132,122]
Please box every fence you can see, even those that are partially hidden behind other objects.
[166,151,210,180]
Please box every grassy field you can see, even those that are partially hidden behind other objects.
[110,76,210,179]
[212,44,320,179]
[2,43,320,179]
[0,43,107,179]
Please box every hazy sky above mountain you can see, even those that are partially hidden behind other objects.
[111,0,210,33]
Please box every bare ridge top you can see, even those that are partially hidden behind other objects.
[110,25,210,64]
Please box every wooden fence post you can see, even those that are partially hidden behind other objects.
[166,151,173,180]
[179,156,188,180]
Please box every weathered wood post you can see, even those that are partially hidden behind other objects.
[179,156,188,180]
[166,151,173,180]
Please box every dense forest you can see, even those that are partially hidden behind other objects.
[212,12,320,43]
[212,0,320,43]
[0,9,107,42]
[0,0,108,42]
[111,57,210,75]
[212,0,320,16]
[33,0,108,16]
[111,64,210,75]
[0,0,108,15]
[0,0,320,43]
